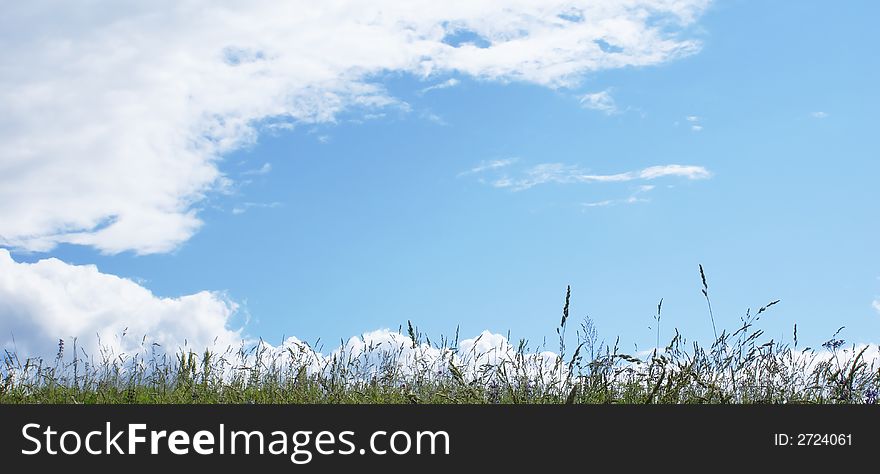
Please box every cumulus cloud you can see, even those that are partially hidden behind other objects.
[3,248,877,390]
[579,89,619,115]
[873,300,880,314]
[272,329,559,381]
[0,0,710,254]
[0,250,560,381]
[489,163,711,191]
[0,249,242,359]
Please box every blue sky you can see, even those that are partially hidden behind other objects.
[1,1,878,357]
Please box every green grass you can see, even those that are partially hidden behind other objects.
[2,282,878,404]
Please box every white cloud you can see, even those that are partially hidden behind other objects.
[0,249,242,359]
[0,249,562,381]
[421,111,448,126]
[0,0,710,254]
[810,111,829,119]
[579,89,619,115]
[582,184,655,208]
[873,300,880,314]
[231,201,282,215]
[502,163,581,189]
[636,165,709,180]
[420,78,460,94]
[4,247,877,389]
[685,115,703,131]
[491,163,711,191]
[458,158,518,176]
[625,184,653,204]
[287,329,559,381]
[242,163,272,176]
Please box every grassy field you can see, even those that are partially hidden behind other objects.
[2,279,878,404]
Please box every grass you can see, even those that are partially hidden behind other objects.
[2,270,879,404]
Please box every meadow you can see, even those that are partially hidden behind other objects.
[2,271,878,404]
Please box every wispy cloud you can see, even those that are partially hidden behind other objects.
[421,111,448,126]
[242,162,272,176]
[579,89,619,115]
[874,300,880,314]
[458,158,519,177]
[491,163,710,191]
[685,115,703,131]
[490,163,711,191]
[582,199,615,208]
[810,111,829,119]
[420,78,460,95]
[231,201,282,215]
[582,184,655,208]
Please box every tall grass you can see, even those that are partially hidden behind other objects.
[2,270,878,404]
